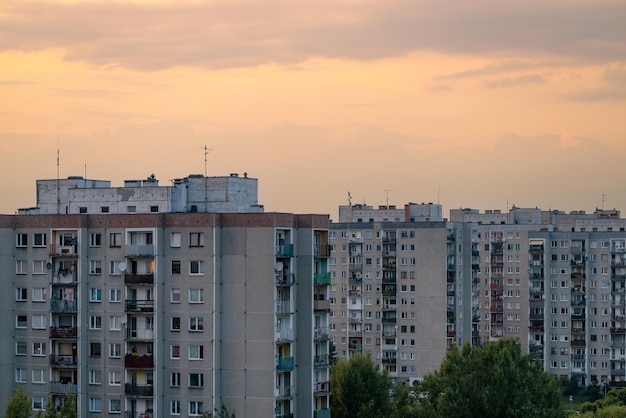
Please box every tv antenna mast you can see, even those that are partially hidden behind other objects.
[199,145,213,176]
[384,189,392,207]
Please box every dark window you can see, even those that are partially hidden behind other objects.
[79,207,87,214]
[150,206,159,213]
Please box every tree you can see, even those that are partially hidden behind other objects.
[4,386,31,418]
[414,339,565,418]
[200,405,235,418]
[330,353,392,418]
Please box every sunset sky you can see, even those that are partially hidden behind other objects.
[1,0,625,220]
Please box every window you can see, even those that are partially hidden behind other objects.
[171,400,181,414]
[16,260,27,274]
[32,287,46,302]
[32,260,46,274]
[109,233,122,247]
[16,233,27,247]
[89,260,102,275]
[171,232,181,247]
[109,399,121,413]
[90,288,102,302]
[190,261,204,275]
[79,207,87,214]
[109,371,121,385]
[189,345,204,360]
[189,401,204,416]
[171,345,181,359]
[33,233,47,247]
[31,368,45,384]
[33,397,45,411]
[171,317,181,331]
[109,316,122,331]
[189,317,204,332]
[189,289,203,303]
[109,288,122,302]
[171,260,181,275]
[100,206,109,213]
[109,260,122,275]
[16,287,27,301]
[90,233,102,247]
[89,370,102,385]
[33,342,46,356]
[90,316,102,330]
[189,373,204,388]
[127,205,136,213]
[15,368,27,382]
[89,398,101,413]
[32,315,46,329]
[150,205,159,212]
[90,343,101,357]
[16,342,27,356]
[170,289,181,303]
[16,315,27,328]
[170,372,181,387]
[109,343,121,358]
[189,232,204,247]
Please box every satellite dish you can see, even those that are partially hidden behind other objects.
[275,262,283,272]
[46,262,53,270]
[118,262,127,272]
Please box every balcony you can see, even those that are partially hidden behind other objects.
[314,381,330,395]
[51,299,77,313]
[276,273,296,286]
[349,343,363,350]
[275,385,294,399]
[382,357,397,364]
[382,344,397,351]
[315,244,331,258]
[314,354,330,368]
[276,356,295,371]
[125,354,154,368]
[571,340,586,347]
[125,299,154,313]
[276,244,294,257]
[124,273,154,285]
[50,382,77,395]
[612,328,626,334]
[49,245,78,258]
[382,317,397,324]
[315,327,330,340]
[50,355,76,367]
[125,384,154,397]
[50,327,77,339]
[277,329,295,342]
[314,273,331,285]
[314,409,331,418]
[276,301,293,314]
[125,244,155,257]
[314,299,331,311]
[127,329,154,341]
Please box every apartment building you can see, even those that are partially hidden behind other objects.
[328,204,447,385]
[446,206,626,388]
[0,175,331,418]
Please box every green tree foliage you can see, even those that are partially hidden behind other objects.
[413,339,565,418]
[391,381,419,418]
[330,353,392,418]
[4,386,31,418]
[200,405,235,418]
[580,387,626,416]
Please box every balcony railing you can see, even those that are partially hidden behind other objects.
[50,327,77,339]
[50,355,76,367]
[314,273,331,285]
[276,301,293,314]
[314,381,330,394]
[314,354,330,367]
[51,299,77,313]
[314,409,331,418]
[314,299,331,311]
[276,273,296,286]
[275,385,294,399]
[127,329,154,341]
[50,382,77,394]
[125,354,154,368]
[124,273,154,285]
[276,244,294,257]
[315,327,330,340]
[277,357,295,371]
[314,244,331,257]
[125,384,154,397]
[125,300,154,313]
[125,244,154,257]
[49,245,78,257]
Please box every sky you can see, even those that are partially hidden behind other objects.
[1,0,625,220]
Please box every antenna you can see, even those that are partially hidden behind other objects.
[347,191,352,206]
[56,143,60,215]
[199,145,213,177]
[437,184,440,205]
[384,189,391,207]
[602,193,607,210]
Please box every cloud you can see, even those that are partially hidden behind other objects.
[567,63,626,102]
[484,74,547,88]
[0,0,624,71]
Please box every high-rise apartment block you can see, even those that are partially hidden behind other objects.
[1,175,331,418]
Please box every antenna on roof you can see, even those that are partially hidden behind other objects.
[602,193,607,210]
[199,145,213,177]
[347,191,352,206]
[56,141,60,215]
[384,189,391,207]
